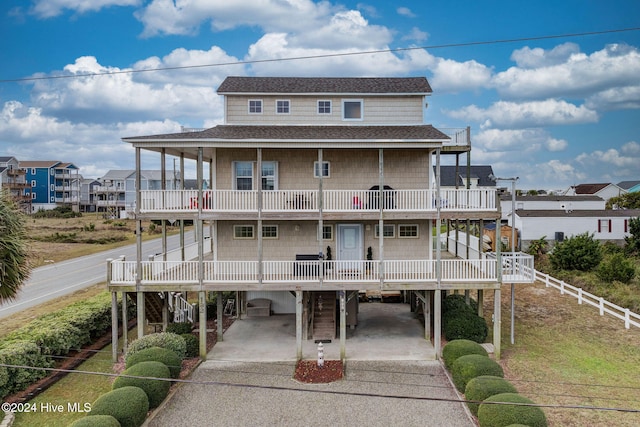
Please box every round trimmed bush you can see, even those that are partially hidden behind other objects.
[90,386,149,427]
[442,339,488,371]
[166,321,193,335]
[71,414,121,426]
[126,332,186,360]
[113,361,171,408]
[443,310,488,343]
[451,354,504,393]
[125,346,182,379]
[181,333,199,358]
[478,393,547,427]
[465,375,517,416]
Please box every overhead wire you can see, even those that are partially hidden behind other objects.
[0,27,639,84]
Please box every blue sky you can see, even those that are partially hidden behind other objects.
[1,0,639,190]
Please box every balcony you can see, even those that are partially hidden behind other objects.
[138,188,497,215]
[108,258,499,291]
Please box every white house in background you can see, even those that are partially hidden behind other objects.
[499,195,605,221]
[564,183,626,201]
[512,209,640,250]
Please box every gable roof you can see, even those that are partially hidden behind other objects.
[572,183,612,194]
[617,180,640,190]
[516,209,640,218]
[438,165,496,187]
[217,76,432,95]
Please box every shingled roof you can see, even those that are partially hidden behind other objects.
[124,125,450,142]
[217,76,432,94]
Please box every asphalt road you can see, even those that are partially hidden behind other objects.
[0,231,195,319]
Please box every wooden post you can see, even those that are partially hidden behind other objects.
[199,291,207,359]
[217,291,224,342]
[424,291,431,341]
[121,290,128,355]
[339,290,346,362]
[296,290,303,361]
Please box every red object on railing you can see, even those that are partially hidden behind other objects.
[352,196,362,209]
[189,192,211,209]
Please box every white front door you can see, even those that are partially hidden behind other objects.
[337,224,363,270]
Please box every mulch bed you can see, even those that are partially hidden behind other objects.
[294,360,344,383]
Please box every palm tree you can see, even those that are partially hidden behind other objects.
[0,190,30,301]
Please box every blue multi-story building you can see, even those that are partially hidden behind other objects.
[20,160,80,212]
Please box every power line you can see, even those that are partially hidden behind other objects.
[2,363,640,414]
[1,27,639,84]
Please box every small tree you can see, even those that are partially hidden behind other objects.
[526,236,549,259]
[624,217,640,256]
[0,191,31,302]
[550,232,602,271]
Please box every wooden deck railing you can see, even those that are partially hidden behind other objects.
[138,188,496,213]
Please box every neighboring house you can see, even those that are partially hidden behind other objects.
[20,160,80,212]
[499,195,606,221]
[617,180,640,193]
[108,76,534,360]
[79,177,101,213]
[512,209,640,250]
[438,165,496,189]
[0,156,31,212]
[565,183,626,201]
[95,170,182,218]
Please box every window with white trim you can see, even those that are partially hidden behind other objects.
[374,224,396,238]
[398,224,419,238]
[261,161,277,190]
[31,168,36,174]
[234,161,253,190]
[342,99,363,120]
[248,99,263,114]
[234,225,255,239]
[262,225,279,239]
[318,224,333,241]
[598,219,612,233]
[31,180,36,187]
[318,100,332,114]
[314,161,330,178]
[276,100,290,114]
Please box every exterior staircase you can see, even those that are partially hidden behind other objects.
[312,291,336,342]
[127,292,195,326]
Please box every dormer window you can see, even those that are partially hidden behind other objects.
[248,99,263,114]
[318,100,332,114]
[342,99,363,120]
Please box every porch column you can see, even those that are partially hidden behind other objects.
[424,291,431,340]
[197,148,207,358]
[217,291,224,340]
[111,290,118,362]
[434,148,442,357]
[494,218,502,359]
[179,154,185,259]
[339,290,346,362]
[135,147,145,339]
[296,290,303,360]
[161,149,167,258]
[434,290,441,358]
[317,149,323,283]
[199,291,207,359]
[257,148,263,285]
[121,291,128,355]
[378,148,384,286]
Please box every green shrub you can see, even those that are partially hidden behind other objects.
[478,393,547,427]
[126,332,186,360]
[550,232,602,271]
[443,293,478,315]
[90,386,149,427]
[443,310,488,343]
[181,333,199,358]
[596,253,636,283]
[113,361,171,408]
[166,321,193,335]
[465,375,518,416]
[451,354,504,393]
[125,346,182,379]
[442,339,488,370]
[71,414,121,426]
[0,340,52,399]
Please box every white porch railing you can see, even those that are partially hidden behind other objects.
[138,189,496,213]
[168,293,195,323]
[109,258,498,285]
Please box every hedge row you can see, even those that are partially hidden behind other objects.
[442,294,488,343]
[0,292,133,399]
[71,334,186,426]
[442,339,547,427]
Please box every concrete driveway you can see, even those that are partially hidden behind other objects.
[146,303,474,426]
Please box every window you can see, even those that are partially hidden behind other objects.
[31,180,36,187]
[398,224,419,238]
[234,225,255,239]
[276,100,290,114]
[31,168,36,174]
[598,219,612,233]
[374,224,396,238]
[318,224,333,240]
[248,99,262,114]
[314,161,330,178]
[234,162,253,190]
[342,99,363,120]
[261,161,277,190]
[318,100,332,114]
[262,225,279,239]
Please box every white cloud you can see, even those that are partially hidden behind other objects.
[473,128,567,153]
[585,85,640,111]
[493,43,640,101]
[430,58,492,92]
[397,7,416,18]
[576,142,640,175]
[30,0,140,18]
[402,27,429,42]
[447,99,598,128]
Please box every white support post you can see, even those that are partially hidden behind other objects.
[339,290,346,363]
[296,290,303,361]
[199,291,207,359]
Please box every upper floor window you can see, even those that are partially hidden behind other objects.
[248,99,263,114]
[31,168,36,174]
[276,100,290,114]
[261,161,277,190]
[318,100,332,114]
[314,161,330,178]
[234,161,253,190]
[342,99,363,120]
